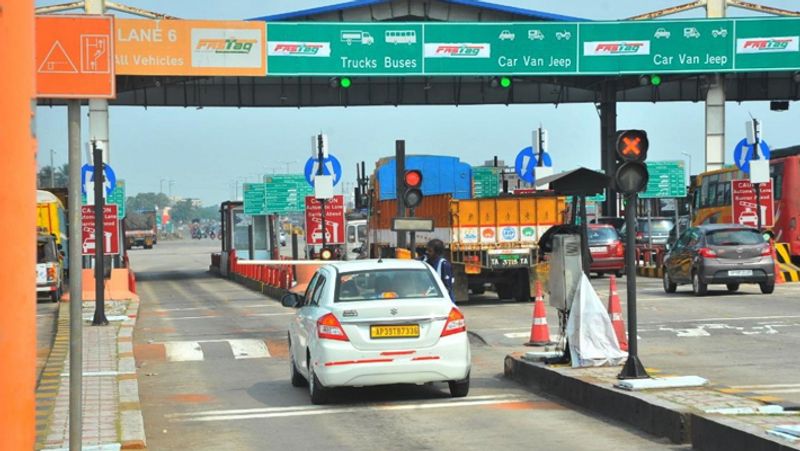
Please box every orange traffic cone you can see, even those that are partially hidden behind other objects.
[771,240,785,284]
[525,281,552,346]
[607,275,628,352]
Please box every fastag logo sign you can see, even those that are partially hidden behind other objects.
[737,36,799,54]
[424,43,491,58]
[583,41,650,56]
[268,41,331,57]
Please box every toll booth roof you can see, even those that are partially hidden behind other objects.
[535,167,610,196]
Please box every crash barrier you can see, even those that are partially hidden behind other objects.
[774,242,800,282]
[223,253,325,299]
[634,245,665,279]
[62,268,138,302]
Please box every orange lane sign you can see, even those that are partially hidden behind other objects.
[115,19,266,76]
[36,15,115,99]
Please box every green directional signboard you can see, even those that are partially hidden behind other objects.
[265,18,799,76]
[243,183,267,215]
[267,23,424,75]
[640,160,687,199]
[107,180,126,218]
[423,23,578,75]
[263,174,314,213]
[472,167,500,198]
[734,18,800,71]
[579,20,734,74]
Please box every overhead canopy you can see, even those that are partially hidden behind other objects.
[535,167,610,196]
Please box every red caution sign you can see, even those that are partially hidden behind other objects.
[82,205,120,255]
[732,180,774,228]
[36,15,115,98]
[305,195,345,246]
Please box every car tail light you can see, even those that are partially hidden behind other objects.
[47,266,56,281]
[441,308,466,337]
[317,313,349,341]
[698,248,717,258]
[614,241,625,257]
[635,232,644,240]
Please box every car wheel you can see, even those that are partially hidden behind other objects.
[448,375,470,398]
[662,270,677,294]
[614,270,624,278]
[692,272,707,296]
[289,341,306,388]
[726,283,740,292]
[308,360,329,405]
[759,280,775,294]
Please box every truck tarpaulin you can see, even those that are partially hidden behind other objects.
[566,274,627,368]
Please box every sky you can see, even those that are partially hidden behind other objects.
[34,0,800,206]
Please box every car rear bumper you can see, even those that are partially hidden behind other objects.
[590,257,625,272]
[699,260,774,284]
[37,283,57,293]
[313,334,471,387]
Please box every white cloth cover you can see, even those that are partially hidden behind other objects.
[566,274,627,368]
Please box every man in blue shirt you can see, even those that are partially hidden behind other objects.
[424,239,455,303]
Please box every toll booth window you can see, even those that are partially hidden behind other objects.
[347,226,356,243]
[357,225,367,242]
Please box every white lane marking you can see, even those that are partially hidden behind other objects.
[164,341,204,362]
[169,395,530,422]
[228,339,270,359]
[166,394,520,418]
[641,315,800,325]
[658,326,711,337]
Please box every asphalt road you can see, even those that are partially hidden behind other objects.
[36,298,59,386]
[129,240,688,451]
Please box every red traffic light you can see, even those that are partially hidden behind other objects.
[404,170,422,188]
[616,130,649,162]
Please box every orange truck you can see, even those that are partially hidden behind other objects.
[368,194,568,301]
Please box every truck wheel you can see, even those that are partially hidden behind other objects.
[496,284,513,300]
[469,285,485,295]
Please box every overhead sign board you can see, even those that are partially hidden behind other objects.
[115,19,266,76]
[81,205,120,255]
[36,15,115,98]
[731,180,774,228]
[264,174,314,213]
[265,18,799,76]
[243,183,267,215]
[640,160,687,199]
[305,195,345,246]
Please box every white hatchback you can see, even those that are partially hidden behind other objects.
[282,259,471,404]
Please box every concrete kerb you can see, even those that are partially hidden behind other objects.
[503,354,691,444]
[35,302,71,449]
[504,354,800,450]
[119,299,146,450]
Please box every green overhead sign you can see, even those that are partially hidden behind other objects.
[263,174,314,214]
[243,183,267,215]
[640,160,687,199]
[266,18,800,76]
[107,180,126,218]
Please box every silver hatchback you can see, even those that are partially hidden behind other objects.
[663,224,775,296]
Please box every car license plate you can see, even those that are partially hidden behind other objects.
[728,270,753,277]
[590,246,606,253]
[370,324,420,339]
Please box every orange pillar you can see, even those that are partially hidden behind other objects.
[0,1,36,449]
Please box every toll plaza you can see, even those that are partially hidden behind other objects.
[6,1,800,450]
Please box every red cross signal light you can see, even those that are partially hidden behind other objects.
[616,130,649,162]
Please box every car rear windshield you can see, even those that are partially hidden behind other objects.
[638,219,674,233]
[588,227,619,244]
[706,229,764,246]
[336,269,443,302]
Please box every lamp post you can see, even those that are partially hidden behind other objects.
[681,152,692,186]
[49,149,56,187]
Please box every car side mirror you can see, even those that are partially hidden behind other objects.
[281,293,301,308]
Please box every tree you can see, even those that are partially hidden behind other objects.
[126,192,172,213]
[37,164,69,188]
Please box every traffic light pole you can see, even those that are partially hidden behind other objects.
[395,140,407,249]
[316,137,327,250]
[92,141,108,327]
[619,191,649,379]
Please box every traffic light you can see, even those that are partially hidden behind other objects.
[328,77,352,88]
[402,169,423,209]
[639,74,662,86]
[491,76,512,88]
[320,247,334,260]
[614,130,649,194]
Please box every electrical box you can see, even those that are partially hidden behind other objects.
[749,160,770,185]
[548,234,583,311]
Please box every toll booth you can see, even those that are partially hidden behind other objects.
[217,201,274,276]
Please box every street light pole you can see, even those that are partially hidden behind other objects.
[681,152,692,186]
[50,149,56,188]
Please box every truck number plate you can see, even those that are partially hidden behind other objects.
[489,254,529,268]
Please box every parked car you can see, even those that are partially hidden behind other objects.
[588,224,625,277]
[621,217,675,246]
[662,224,775,296]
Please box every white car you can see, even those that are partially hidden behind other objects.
[282,259,471,404]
